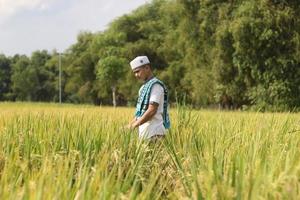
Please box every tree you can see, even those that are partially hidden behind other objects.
[64,32,99,104]
[96,56,126,107]
[227,0,300,110]
[0,55,11,100]
[30,50,53,101]
[11,55,38,101]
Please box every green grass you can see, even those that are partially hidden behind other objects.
[0,102,299,199]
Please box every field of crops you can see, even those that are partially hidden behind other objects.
[0,102,299,199]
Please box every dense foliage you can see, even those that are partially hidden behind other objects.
[1,0,300,111]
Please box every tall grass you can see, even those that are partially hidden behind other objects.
[0,102,299,199]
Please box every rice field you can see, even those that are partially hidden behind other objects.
[0,102,299,199]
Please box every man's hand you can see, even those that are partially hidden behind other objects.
[124,102,158,131]
[123,118,139,130]
[124,124,134,130]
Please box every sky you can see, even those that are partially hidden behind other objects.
[0,0,149,56]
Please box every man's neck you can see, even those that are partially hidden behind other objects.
[144,75,154,83]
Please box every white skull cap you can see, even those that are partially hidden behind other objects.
[130,56,150,70]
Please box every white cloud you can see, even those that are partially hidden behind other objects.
[0,0,149,56]
[0,0,54,22]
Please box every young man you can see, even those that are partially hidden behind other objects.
[127,56,170,139]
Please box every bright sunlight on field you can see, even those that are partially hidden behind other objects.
[0,103,299,199]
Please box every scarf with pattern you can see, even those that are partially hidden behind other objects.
[135,77,170,129]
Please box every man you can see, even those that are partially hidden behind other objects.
[127,56,170,139]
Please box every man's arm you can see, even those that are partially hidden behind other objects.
[129,102,158,129]
[127,83,163,130]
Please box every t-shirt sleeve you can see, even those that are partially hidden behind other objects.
[149,84,164,104]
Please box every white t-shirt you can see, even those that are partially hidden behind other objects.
[138,83,166,139]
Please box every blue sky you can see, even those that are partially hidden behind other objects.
[0,0,149,56]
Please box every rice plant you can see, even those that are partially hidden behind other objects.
[0,102,299,199]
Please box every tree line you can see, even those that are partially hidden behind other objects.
[1,0,300,111]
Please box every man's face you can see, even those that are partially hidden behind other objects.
[133,65,149,81]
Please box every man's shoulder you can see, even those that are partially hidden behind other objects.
[153,77,164,84]
[151,83,164,94]
[151,77,165,87]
